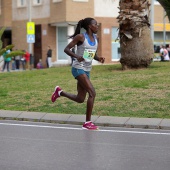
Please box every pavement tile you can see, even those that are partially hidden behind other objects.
[67,115,99,125]
[159,119,170,130]
[0,110,22,119]
[94,116,130,127]
[125,117,163,129]
[17,111,46,121]
[41,113,72,123]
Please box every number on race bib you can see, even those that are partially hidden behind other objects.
[83,49,96,61]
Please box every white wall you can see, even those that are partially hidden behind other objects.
[94,0,119,17]
[12,0,50,21]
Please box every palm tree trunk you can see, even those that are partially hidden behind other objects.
[117,0,154,70]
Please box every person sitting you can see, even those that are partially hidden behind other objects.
[36,59,43,69]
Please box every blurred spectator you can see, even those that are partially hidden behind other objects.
[160,45,164,61]
[167,44,170,57]
[160,45,169,61]
[11,56,16,70]
[2,50,11,72]
[15,54,21,70]
[36,59,43,69]
[21,54,26,70]
[0,55,3,71]
[30,54,34,70]
[46,46,52,68]
[23,50,30,69]
[163,46,170,61]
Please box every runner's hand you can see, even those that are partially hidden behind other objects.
[98,57,105,63]
[77,56,84,62]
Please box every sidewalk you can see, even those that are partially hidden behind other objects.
[0,110,170,130]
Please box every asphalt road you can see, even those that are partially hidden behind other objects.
[0,120,170,170]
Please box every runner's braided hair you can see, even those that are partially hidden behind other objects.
[69,17,95,39]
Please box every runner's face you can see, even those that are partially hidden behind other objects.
[89,20,99,33]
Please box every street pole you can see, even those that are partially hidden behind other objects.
[28,0,32,55]
[163,9,166,46]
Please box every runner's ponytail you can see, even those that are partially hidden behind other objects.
[68,18,94,39]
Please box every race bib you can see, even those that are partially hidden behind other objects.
[83,49,96,61]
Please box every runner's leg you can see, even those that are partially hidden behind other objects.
[60,74,96,121]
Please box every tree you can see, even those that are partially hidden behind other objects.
[117,0,154,70]
[0,27,25,63]
[157,0,170,21]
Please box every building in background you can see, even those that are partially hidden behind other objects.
[153,0,170,50]
[0,0,169,68]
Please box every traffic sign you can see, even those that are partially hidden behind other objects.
[27,22,35,35]
[27,34,35,43]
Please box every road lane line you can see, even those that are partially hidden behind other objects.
[0,122,170,135]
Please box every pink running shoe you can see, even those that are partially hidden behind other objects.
[51,86,63,103]
[82,121,99,130]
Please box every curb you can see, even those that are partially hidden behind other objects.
[0,110,170,130]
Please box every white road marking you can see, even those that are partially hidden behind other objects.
[0,122,170,135]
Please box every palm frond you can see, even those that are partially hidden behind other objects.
[0,27,6,50]
[0,27,25,60]
[5,51,25,58]
[158,0,170,20]
[0,27,5,40]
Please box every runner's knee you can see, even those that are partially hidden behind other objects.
[88,88,96,98]
[77,98,85,103]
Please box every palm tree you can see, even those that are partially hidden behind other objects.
[0,27,25,63]
[117,0,154,70]
[157,0,170,21]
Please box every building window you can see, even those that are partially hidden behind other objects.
[17,0,26,7]
[73,0,88,2]
[53,0,62,2]
[33,0,43,6]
